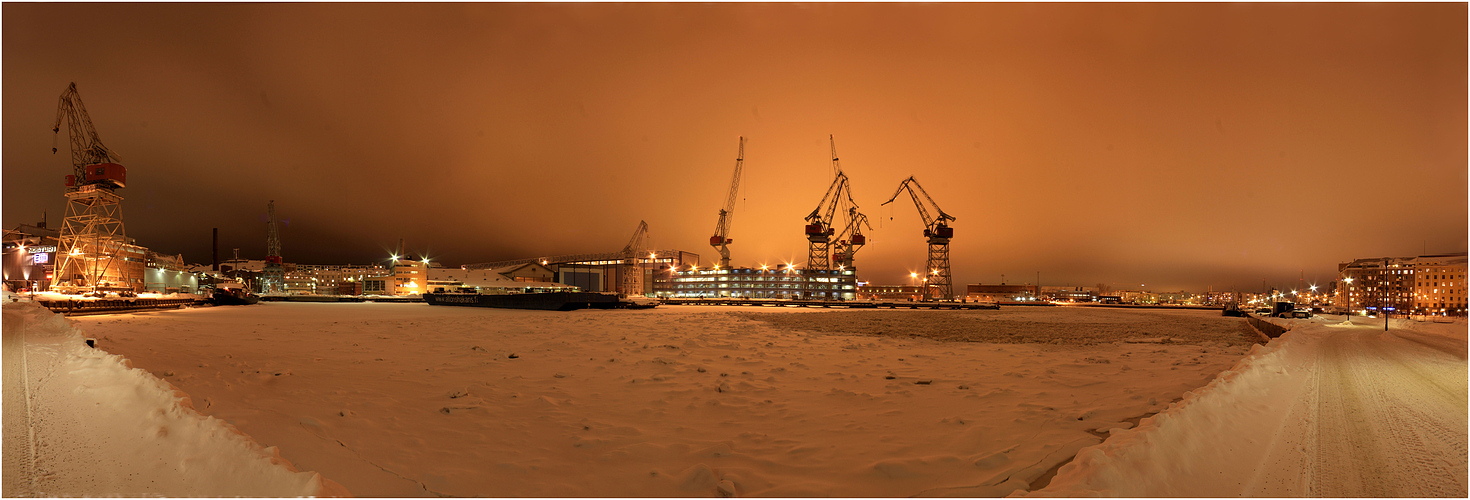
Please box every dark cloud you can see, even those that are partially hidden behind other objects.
[4,3,1465,291]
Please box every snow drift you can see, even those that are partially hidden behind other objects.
[1,299,348,497]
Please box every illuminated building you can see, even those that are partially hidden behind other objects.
[666,265,857,300]
[966,283,1039,303]
[1337,252,1467,316]
[857,284,924,301]
[3,222,59,292]
[1411,253,1467,315]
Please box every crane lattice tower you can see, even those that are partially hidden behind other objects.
[50,83,130,293]
[262,200,284,293]
[621,220,649,296]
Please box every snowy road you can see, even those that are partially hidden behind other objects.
[1038,316,1468,497]
[1303,320,1466,497]
[0,300,343,497]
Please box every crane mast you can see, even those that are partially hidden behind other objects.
[881,176,956,301]
[709,137,745,268]
[621,220,650,296]
[49,82,130,294]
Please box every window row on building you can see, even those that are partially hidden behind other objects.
[1337,252,1467,316]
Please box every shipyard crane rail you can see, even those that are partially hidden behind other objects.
[881,176,957,301]
[709,137,745,268]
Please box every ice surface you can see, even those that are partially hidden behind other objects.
[69,302,1252,497]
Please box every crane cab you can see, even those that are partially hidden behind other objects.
[710,235,731,246]
[806,223,833,242]
[850,234,866,246]
[82,162,126,189]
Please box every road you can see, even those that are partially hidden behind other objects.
[1038,316,1468,497]
[1300,319,1467,496]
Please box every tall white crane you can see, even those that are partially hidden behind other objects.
[709,137,745,269]
[881,176,956,301]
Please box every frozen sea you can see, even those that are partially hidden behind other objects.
[6,299,1463,497]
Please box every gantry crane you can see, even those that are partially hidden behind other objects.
[881,176,956,301]
[709,137,745,269]
[50,82,130,293]
[621,220,650,296]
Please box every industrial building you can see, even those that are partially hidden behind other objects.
[663,265,858,300]
[466,249,701,296]
[5,220,193,294]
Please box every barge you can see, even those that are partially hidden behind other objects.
[423,291,653,311]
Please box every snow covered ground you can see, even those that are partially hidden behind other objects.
[64,302,1254,497]
[18,299,1460,497]
[1034,314,1468,497]
[0,297,346,497]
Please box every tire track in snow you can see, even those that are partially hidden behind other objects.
[1309,329,1468,497]
[2,310,36,497]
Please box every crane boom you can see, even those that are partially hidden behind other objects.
[52,82,123,187]
[880,176,954,230]
[710,137,745,268]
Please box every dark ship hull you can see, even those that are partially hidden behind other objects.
[423,291,628,311]
[210,288,260,306]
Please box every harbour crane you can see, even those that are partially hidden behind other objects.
[831,207,872,271]
[621,220,649,296]
[803,171,853,274]
[709,137,745,269]
[50,82,129,293]
[881,176,956,301]
[53,82,125,189]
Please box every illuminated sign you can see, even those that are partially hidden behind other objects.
[31,253,48,264]
[27,246,57,254]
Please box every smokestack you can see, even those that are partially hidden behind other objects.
[212,228,219,271]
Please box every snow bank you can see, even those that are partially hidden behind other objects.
[1,301,348,497]
[1026,328,1315,497]
[1031,316,1468,497]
